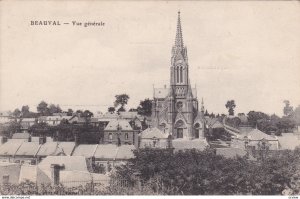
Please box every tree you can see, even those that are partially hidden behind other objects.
[21,105,31,118]
[13,109,21,117]
[37,101,49,116]
[283,100,294,116]
[115,148,300,195]
[108,107,115,114]
[137,98,152,117]
[114,94,130,112]
[67,109,74,116]
[49,104,62,115]
[225,100,236,116]
[247,111,270,126]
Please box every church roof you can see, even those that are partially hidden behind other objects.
[154,88,169,99]
[172,138,209,151]
[140,127,168,139]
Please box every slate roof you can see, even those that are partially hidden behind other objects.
[104,119,132,131]
[36,142,58,156]
[140,127,168,139]
[0,139,24,156]
[119,112,138,119]
[278,133,300,150]
[12,133,30,139]
[38,156,88,172]
[154,88,169,99]
[36,142,75,156]
[115,145,136,160]
[58,142,76,155]
[72,144,98,157]
[247,129,278,141]
[15,142,41,156]
[19,165,37,183]
[172,138,209,151]
[94,144,118,160]
[205,118,224,129]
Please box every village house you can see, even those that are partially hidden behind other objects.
[38,115,72,126]
[0,162,21,184]
[19,118,36,132]
[103,119,138,146]
[139,127,169,148]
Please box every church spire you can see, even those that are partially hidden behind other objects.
[201,98,205,113]
[175,11,184,49]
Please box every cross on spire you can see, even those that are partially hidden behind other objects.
[175,11,184,49]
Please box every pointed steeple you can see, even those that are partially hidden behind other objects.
[175,11,184,49]
[201,98,204,113]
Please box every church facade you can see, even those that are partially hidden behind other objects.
[151,12,205,140]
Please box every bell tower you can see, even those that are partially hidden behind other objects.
[170,11,190,99]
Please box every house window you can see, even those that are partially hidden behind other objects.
[3,175,9,184]
[125,133,129,140]
[108,133,113,140]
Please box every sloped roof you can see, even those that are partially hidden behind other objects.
[247,129,278,141]
[21,118,36,122]
[57,142,76,155]
[12,132,30,139]
[60,170,92,186]
[38,156,88,172]
[72,144,98,157]
[15,142,41,156]
[172,139,209,151]
[0,139,24,156]
[36,142,58,156]
[19,165,37,183]
[278,133,300,150]
[154,88,169,99]
[104,119,132,131]
[94,144,118,159]
[103,112,119,119]
[140,127,168,139]
[115,145,136,160]
[216,148,247,158]
[36,142,75,156]
[205,118,224,129]
[119,111,138,119]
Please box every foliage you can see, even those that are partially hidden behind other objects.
[108,107,115,113]
[37,101,49,116]
[225,117,241,128]
[13,108,21,117]
[114,94,130,112]
[49,104,62,115]
[225,100,236,116]
[115,148,300,195]
[283,100,294,116]
[67,109,74,116]
[137,98,152,117]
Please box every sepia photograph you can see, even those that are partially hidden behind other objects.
[0,0,300,197]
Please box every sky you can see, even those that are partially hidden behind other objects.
[0,1,300,116]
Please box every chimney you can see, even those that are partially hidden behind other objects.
[39,136,46,145]
[51,164,65,186]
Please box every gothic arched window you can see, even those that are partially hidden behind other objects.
[180,67,183,83]
[176,67,179,83]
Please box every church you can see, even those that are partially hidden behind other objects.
[151,12,205,140]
